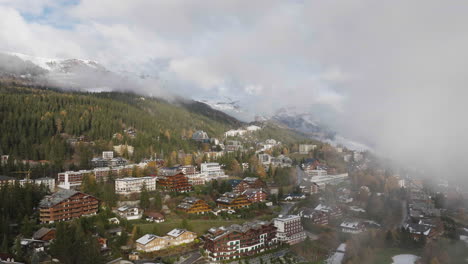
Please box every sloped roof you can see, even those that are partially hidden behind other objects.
[0,175,15,181]
[136,234,159,245]
[167,228,187,238]
[39,189,79,208]
[33,227,55,240]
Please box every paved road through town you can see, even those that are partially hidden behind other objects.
[179,252,202,264]
[296,165,307,185]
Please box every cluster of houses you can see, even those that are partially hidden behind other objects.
[299,159,349,194]
[134,214,306,261]
[258,153,292,168]
[403,186,443,241]
[176,177,269,215]
[0,176,57,192]
[224,125,261,138]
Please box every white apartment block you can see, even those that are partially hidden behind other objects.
[35,177,55,191]
[200,162,225,178]
[57,170,90,190]
[305,169,327,177]
[115,177,156,195]
[299,144,317,154]
[224,129,247,137]
[308,173,349,189]
[273,215,306,245]
[102,151,114,159]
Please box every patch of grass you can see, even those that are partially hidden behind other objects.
[373,247,421,264]
[136,219,247,236]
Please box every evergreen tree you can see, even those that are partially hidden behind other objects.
[12,238,23,261]
[153,191,163,211]
[140,183,150,210]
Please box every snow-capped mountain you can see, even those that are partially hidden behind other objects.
[198,97,241,112]
[7,52,106,74]
[0,52,145,92]
[271,107,371,151]
[272,107,324,134]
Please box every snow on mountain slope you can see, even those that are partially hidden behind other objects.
[8,52,106,73]
[0,52,139,92]
[8,52,58,71]
[271,107,371,151]
[198,97,241,112]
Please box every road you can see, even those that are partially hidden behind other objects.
[296,165,307,185]
[178,252,202,264]
[399,200,408,228]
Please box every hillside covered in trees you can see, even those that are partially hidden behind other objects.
[0,83,309,175]
[0,84,239,159]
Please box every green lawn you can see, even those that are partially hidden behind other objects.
[136,218,247,236]
[373,248,421,264]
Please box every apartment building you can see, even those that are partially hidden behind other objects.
[216,192,251,209]
[35,177,55,191]
[115,177,156,195]
[58,170,91,189]
[157,173,192,193]
[200,162,225,178]
[177,197,212,214]
[242,189,268,203]
[0,175,16,187]
[273,215,306,245]
[39,190,99,223]
[203,221,278,262]
[233,177,267,193]
[136,229,197,252]
[299,144,317,154]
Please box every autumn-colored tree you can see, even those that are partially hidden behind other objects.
[230,159,242,175]
[164,129,171,141]
[384,176,400,193]
[256,163,267,178]
[183,155,192,165]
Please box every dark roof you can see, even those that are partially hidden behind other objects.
[39,190,97,208]
[145,211,164,219]
[39,189,78,208]
[228,179,242,187]
[0,175,15,181]
[33,227,55,240]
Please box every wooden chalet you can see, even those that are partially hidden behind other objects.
[39,190,99,223]
[177,197,212,214]
[216,192,251,209]
[157,172,192,193]
[233,177,267,193]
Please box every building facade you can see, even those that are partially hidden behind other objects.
[242,189,268,203]
[233,177,267,193]
[216,192,251,209]
[203,221,278,262]
[116,206,143,220]
[273,215,306,245]
[39,190,99,223]
[58,170,91,189]
[157,173,192,193]
[136,229,197,252]
[299,144,317,155]
[35,177,55,191]
[115,177,156,195]
[177,197,212,214]
[200,162,225,178]
[0,175,16,187]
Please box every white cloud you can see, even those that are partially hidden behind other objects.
[1,0,468,182]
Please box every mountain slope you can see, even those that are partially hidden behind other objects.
[0,84,241,163]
